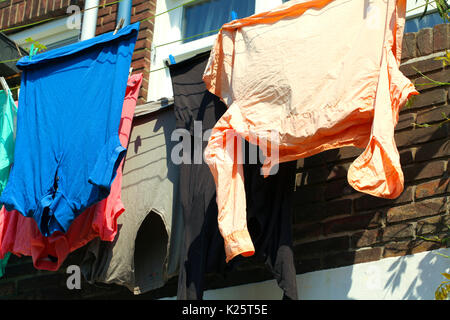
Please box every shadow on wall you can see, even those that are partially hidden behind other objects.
[295,248,450,300]
[384,248,450,300]
[293,121,449,299]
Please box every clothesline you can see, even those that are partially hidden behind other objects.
[0,0,124,33]
[0,0,436,35]
[0,0,440,91]
[0,0,442,91]
[7,85,20,92]
[0,0,200,33]
[5,26,221,92]
[0,0,201,65]
[0,0,201,34]
[0,1,437,66]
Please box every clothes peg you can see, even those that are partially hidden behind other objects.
[169,54,176,65]
[14,41,23,57]
[29,44,35,60]
[231,10,238,20]
[113,18,125,35]
[0,77,10,93]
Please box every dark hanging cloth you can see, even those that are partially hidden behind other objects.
[169,51,298,300]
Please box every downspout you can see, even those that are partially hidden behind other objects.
[116,0,132,27]
[80,0,100,41]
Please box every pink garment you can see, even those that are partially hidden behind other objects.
[0,74,143,271]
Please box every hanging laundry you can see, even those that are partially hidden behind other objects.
[81,105,184,295]
[0,86,17,278]
[0,87,17,194]
[0,74,143,271]
[171,52,228,299]
[0,252,10,278]
[203,0,418,263]
[242,154,298,300]
[168,52,298,300]
[0,23,140,236]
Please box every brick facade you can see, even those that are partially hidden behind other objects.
[293,25,450,275]
[0,0,77,29]
[94,0,155,104]
[0,2,448,299]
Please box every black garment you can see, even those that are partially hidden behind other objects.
[169,51,298,300]
[243,152,298,300]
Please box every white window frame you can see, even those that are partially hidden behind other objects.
[8,16,80,52]
[148,0,439,103]
[148,0,285,102]
[404,0,445,33]
[405,0,440,18]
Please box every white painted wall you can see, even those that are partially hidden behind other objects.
[162,248,450,300]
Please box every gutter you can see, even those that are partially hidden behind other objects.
[80,0,100,41]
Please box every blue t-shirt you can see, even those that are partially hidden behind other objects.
[0,22,140,236]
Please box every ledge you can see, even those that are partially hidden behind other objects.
[134,97,174,117]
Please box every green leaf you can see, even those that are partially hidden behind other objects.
[434,0,450,21]
[434,53,450,67]
[414,123,431,128]
[442,273,450,280]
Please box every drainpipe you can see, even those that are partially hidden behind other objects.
[117,0,132,27]
[80,0,100,41]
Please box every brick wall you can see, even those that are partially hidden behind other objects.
[0,0,155,104]
[0,0,79,29]
[0,14,448,299]
[293,24,449,275]
[94,0,155,104]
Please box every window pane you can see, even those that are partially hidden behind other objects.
[404,11,445,33]
[182,0,255,43]
[44,36,79,51]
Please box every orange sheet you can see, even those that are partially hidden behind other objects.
[203,0,418,262]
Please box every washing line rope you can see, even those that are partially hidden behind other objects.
[0,0,124,33]
[0,25,220,68]
[0,0,202,33]
[0,0,434,34]
[0,1,437,65]
[1,1,441,85]
[0,0,199,65]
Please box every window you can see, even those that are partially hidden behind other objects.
[149,0,445,103]
[405,0,447,33]
[8,16,80,53]
[148,0,284,102]
[405,10,446,33]
[182,0,255,43]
